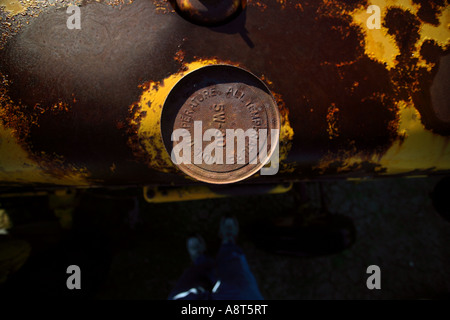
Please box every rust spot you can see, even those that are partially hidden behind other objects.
[174,49,186,64]
[326,103,340,140]
[247,0,268,12]
[0,72,35,139]
[116,120,125,129]
[294,3,303,12]
[33,150,90,181]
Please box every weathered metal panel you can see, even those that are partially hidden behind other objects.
[0,0,448,186]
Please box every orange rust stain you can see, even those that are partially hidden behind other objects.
[50,101,70,113]
[247,0,268,11]
[275,0,287,9]
[294,3,303,12]
[174,49,186,64]
[0,73,35,138]
[326,103,340,140]
[116,120,125,129]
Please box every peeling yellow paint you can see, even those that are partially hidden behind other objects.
[129,60,224,173]
[0,0,26,15]
[377,100,450,174]
[278,113,294,172]
[0,126,90,185]
[352,0,449,70]
[271,92,294,173]
[321,0,450,175]
[352,0,403,69]
[143,182,293,203]
[417,6,450,70]
[315,100,450,175]
[275,0,287,9]
[420,6,450,47]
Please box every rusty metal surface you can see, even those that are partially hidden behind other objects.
[0,0,449,187]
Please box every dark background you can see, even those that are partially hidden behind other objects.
[0,176,449,299]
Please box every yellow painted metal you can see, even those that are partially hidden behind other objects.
[129,60,222,174]
[314,0,450,176]
[0,0,26,15]
[378,101,450,174]
[143,182,293,203]
[0,126,90,186]
[316,100,450,175]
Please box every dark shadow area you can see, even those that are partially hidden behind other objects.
[1,177,450,299]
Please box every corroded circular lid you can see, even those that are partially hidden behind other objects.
[161,65,280,184]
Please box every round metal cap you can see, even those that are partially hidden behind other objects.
[161,65,280,184]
